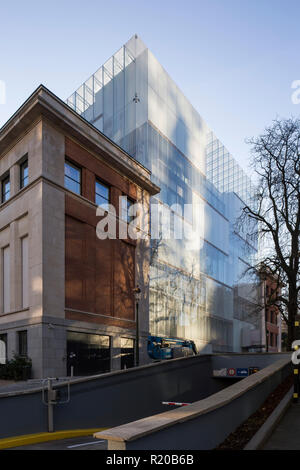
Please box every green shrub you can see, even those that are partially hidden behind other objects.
[0,355,32,381]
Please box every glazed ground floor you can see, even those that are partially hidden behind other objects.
[0,316,148,378]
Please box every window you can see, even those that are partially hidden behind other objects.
[2,246,10,313]
[1,175,10,203]
[21,237,29,308]
[0,334,7,364]
[64,161,81,194]
[121,196,135,223]
[18,330,27,357]
[95,179,109,211]
[67,331,110,375]
[20,159,29,188]
[121,338,134,370]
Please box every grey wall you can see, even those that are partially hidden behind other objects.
[212,353,289,370]
[120,361,292,450]
[0,391,47,438]
[0,353,290,439]
[0,355,213,438]
[54,355,216,431]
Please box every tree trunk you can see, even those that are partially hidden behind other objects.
[287,286,298,349]
[287,320,295,350]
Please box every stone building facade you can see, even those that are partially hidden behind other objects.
[0,85,159,378]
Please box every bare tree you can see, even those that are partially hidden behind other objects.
[241,118,300,348]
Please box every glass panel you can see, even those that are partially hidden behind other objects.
[18,331,27,357]
[64,161,81,194]
[95,180,109,200]
[20,160,29,188]
[67,331,110,375]
[120,337,134,370]
[65,35,259,353]
[0,334,7,364]
[120,196,134,223]
[1,176,10,202]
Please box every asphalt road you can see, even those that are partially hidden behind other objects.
[7,436,107,450]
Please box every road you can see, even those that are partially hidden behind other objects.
[7,435,107,450]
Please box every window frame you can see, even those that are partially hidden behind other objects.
[0,333,7,365]
[64,160,82,195]
[20,159,29,189]
[1,174,10,203]
[18,330,28,357]
[121,195,135,224]
[95,178,110,209]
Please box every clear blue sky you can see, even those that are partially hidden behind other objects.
[1,0,300,170]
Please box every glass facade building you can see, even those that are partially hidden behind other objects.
[66,35,261,353]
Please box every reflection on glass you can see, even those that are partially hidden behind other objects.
[65,161,81,195]
[66,35,259,353]
[95,179,109,211]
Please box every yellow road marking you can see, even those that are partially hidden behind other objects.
[0,428,107,449]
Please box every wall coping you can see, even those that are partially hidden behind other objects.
[94,356,291,443]
[0,353,212,398]
[0,85,160,196]
[0,353,290,399]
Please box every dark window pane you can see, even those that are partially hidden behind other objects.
[18,331,27,357]
[120,338,134,369]
[1,176,10,203]
[67,331,110,376]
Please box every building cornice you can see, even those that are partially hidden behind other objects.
[0,85,160,196]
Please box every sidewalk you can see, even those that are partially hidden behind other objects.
[0,380,16,388]
[0,377,72,394]
[263,403,300,450]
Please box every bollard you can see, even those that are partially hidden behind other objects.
[42,378,71,432]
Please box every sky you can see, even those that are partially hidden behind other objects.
[1,0,300,171]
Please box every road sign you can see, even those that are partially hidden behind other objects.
[227,368,236,377]
[236,368,249,377]
[249,367,260,375]
[162,402,191,406]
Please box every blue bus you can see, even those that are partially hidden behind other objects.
[147,335,197,361]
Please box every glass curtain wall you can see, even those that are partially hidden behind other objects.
[67,35,260,353]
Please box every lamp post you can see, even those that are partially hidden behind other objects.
[133,286,142,367]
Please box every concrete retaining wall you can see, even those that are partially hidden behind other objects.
[0,352,290,439]
[95,356,291,450]
[0,354,214,438]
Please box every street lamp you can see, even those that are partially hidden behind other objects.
[133,286,142,367]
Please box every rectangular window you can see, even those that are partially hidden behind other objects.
[67,331,110,375]
[0,334,7,364]
[121,196,134,224]
[3,246,10,313]
[21,236,29,308]
[64,160,81,195]
[95,179,109,211]
[120,338,134,370]
[20,159,29,188]
[1,176,10,203]
[18,330,27,357]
